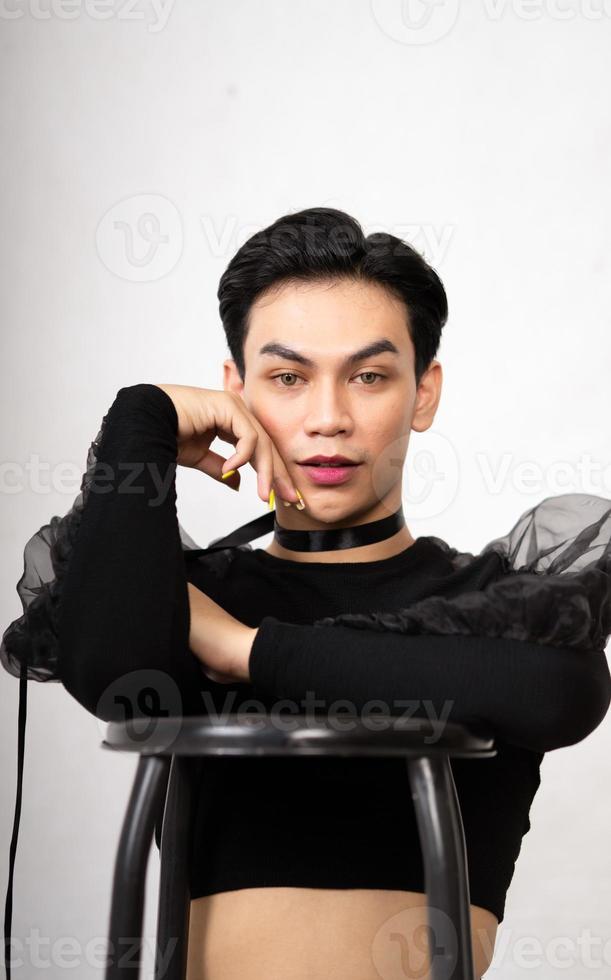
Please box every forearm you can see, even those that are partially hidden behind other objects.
[57,384,205,719]
[247,616,611,753]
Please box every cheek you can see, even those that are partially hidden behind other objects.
[246,385,302,461]
[363,407,410,447]
[361,407,411,481]
[249,402,292,446]
[242,390,274,429]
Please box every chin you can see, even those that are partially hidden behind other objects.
[304,497,371,525]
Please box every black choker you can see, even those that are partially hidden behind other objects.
[272,505,406,552]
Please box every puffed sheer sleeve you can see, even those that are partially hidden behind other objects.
[0,383,208,719]
[316,494,611,652]
[248,494,611,753]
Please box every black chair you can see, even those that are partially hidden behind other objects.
[101,713,496,980]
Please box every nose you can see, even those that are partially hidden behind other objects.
[302,378,352,436]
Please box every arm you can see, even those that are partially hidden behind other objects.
[57,383,206,720]
[247,617,611,753]
[187,581,256,683]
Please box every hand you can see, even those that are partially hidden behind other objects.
[154,382,301,506]
[187,582,256,684]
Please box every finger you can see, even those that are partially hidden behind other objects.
[225,416,273,503]
[269,441,300,504]
[197,447,241,489]
[215,397,273,503]
[216,392,274,503]
[249,424,275,504]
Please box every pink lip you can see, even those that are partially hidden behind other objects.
[298,463,362,485]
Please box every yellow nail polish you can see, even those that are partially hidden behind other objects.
[283,500,292,507]
[221,469,236,481]
[268,488,275,510]
[295,489,305,510]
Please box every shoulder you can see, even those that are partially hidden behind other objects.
[315,493,611,654]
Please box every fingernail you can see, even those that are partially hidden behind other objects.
[268,489,275,510]
[295,489,305,510]
[283,500,292,507]
[221,469,236,481]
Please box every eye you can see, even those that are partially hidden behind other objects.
[356,372,385,385]
[271,372,386,388]
[271,372,303,387]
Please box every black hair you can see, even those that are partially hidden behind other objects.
[217,206,448,387]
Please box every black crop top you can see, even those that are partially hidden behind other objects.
[181,544,547,922]
[13,383,611,926]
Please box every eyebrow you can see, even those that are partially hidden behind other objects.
[257,338,401,368]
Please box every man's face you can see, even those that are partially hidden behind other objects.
[224,277,441,525]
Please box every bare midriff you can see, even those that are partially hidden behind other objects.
[186,887,498,979]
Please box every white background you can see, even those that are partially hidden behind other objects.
[1,1,610,977]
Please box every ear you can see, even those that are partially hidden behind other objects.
[411,359,443,433]
[223,359,246,399]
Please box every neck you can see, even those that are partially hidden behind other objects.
[265,504,415,564]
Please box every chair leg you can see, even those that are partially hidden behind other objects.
[105,754,171,980]
[407,755,476,980]
[154,755,195,980]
